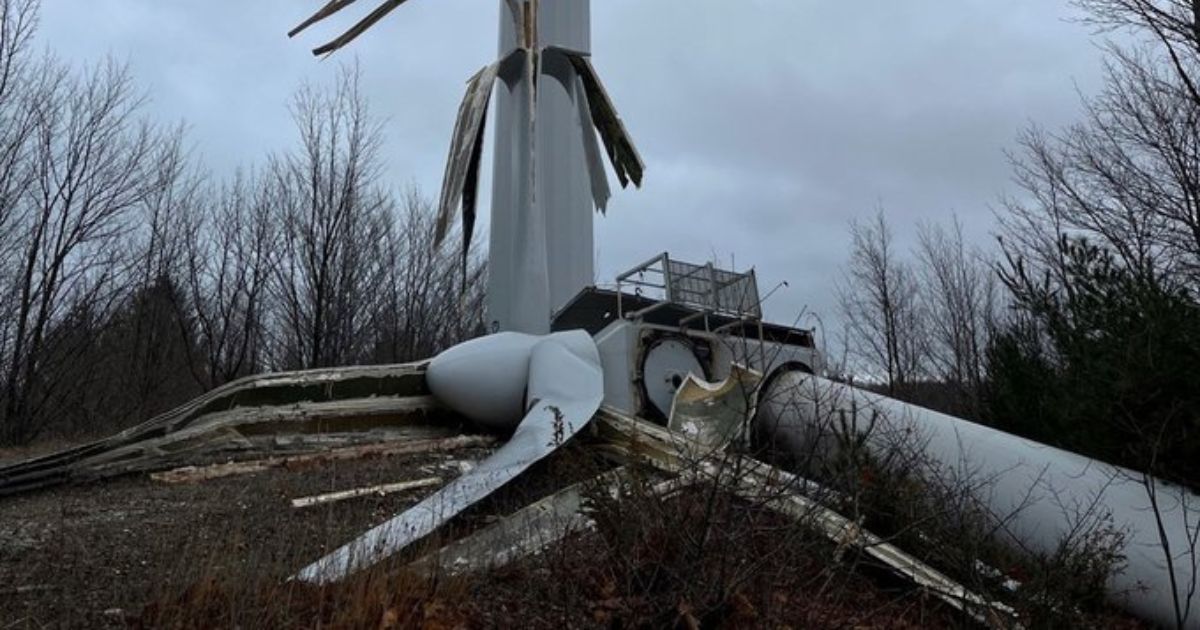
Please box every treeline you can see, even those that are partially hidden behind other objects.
[837,213,1000,420]
[0,0,483,445]
[838,0,1200,489]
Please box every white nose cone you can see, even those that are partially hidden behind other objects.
[426,332,539,430]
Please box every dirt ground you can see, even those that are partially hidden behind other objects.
[0,438,973,629]
[0,445,495,628]
[0,437,1139,629]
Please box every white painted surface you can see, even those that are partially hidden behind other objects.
[759,372,1200,628]
[593,319,639,415]
[426,332,539,430]
[642,338,705,418]
[488,0,595,334]
[296,330,603,583]
[539,2,594,316]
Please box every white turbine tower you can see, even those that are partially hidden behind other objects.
[290,0,643,335]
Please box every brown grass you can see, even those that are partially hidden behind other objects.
[0,433,1146,629]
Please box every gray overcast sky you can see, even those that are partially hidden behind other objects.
[36,1,1108,341]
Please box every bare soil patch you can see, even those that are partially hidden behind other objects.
[0,445,491,627]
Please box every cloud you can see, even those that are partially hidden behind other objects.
[36,0,1108,337]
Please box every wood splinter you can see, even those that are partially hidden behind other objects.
[291,477,443,509]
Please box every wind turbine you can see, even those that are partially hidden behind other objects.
[289,0,644,335]
[284,0,644,584]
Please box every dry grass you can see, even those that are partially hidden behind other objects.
[0,431,1147,629]
[0,443,493,628]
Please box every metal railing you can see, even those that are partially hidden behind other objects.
[616,253,762,322]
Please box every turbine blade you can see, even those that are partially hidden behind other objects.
[311,0,412,56]
[435,63,501,248]
[460,106,488,288]
[572,64,611,212]
[288,0,360,38]
[566,53,645,189]
[539,47,611,213]
[294,332,604,584]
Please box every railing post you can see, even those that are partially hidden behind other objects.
[661,252,673,303]
[748,267,761,319]
[707,262,719,313]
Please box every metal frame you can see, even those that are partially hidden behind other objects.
[615,253,763,323]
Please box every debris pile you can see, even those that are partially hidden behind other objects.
[0,363,448,496]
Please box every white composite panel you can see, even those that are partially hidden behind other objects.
[294,331,603,583]
[759,372,1200,629]
[489,0,594,334]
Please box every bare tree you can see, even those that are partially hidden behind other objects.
[0,0,37,219]
[0,0,40,385]
[996,4,1200,625]
[915,218,1000,417]
[178,171,276,389]
[267,64,391,369]
[837,211,926,396]
[368,187,485,364]
[1002,2,1200,288]
[1076,0,1200,101]
[0,0,36,97]
[113,128,200,418]
[0,4,486,440]
[0,58,177,443]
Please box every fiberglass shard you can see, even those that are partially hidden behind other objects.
[433,45,643,259]
[558,50,644,190]
[435,58,504,257]
[290,0,415,56]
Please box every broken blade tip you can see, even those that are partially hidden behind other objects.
[287,18,313,38]
[313,44,340,56]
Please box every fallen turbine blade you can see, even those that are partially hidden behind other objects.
[294,332,603,583]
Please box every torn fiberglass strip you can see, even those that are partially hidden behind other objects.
[563,52,644,189]
[573,71,612,213]
[436,61,501,248]
[288,0,361,38]
[594,409,1016,628]
[311,0,413,57]
[407,467,701,576]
